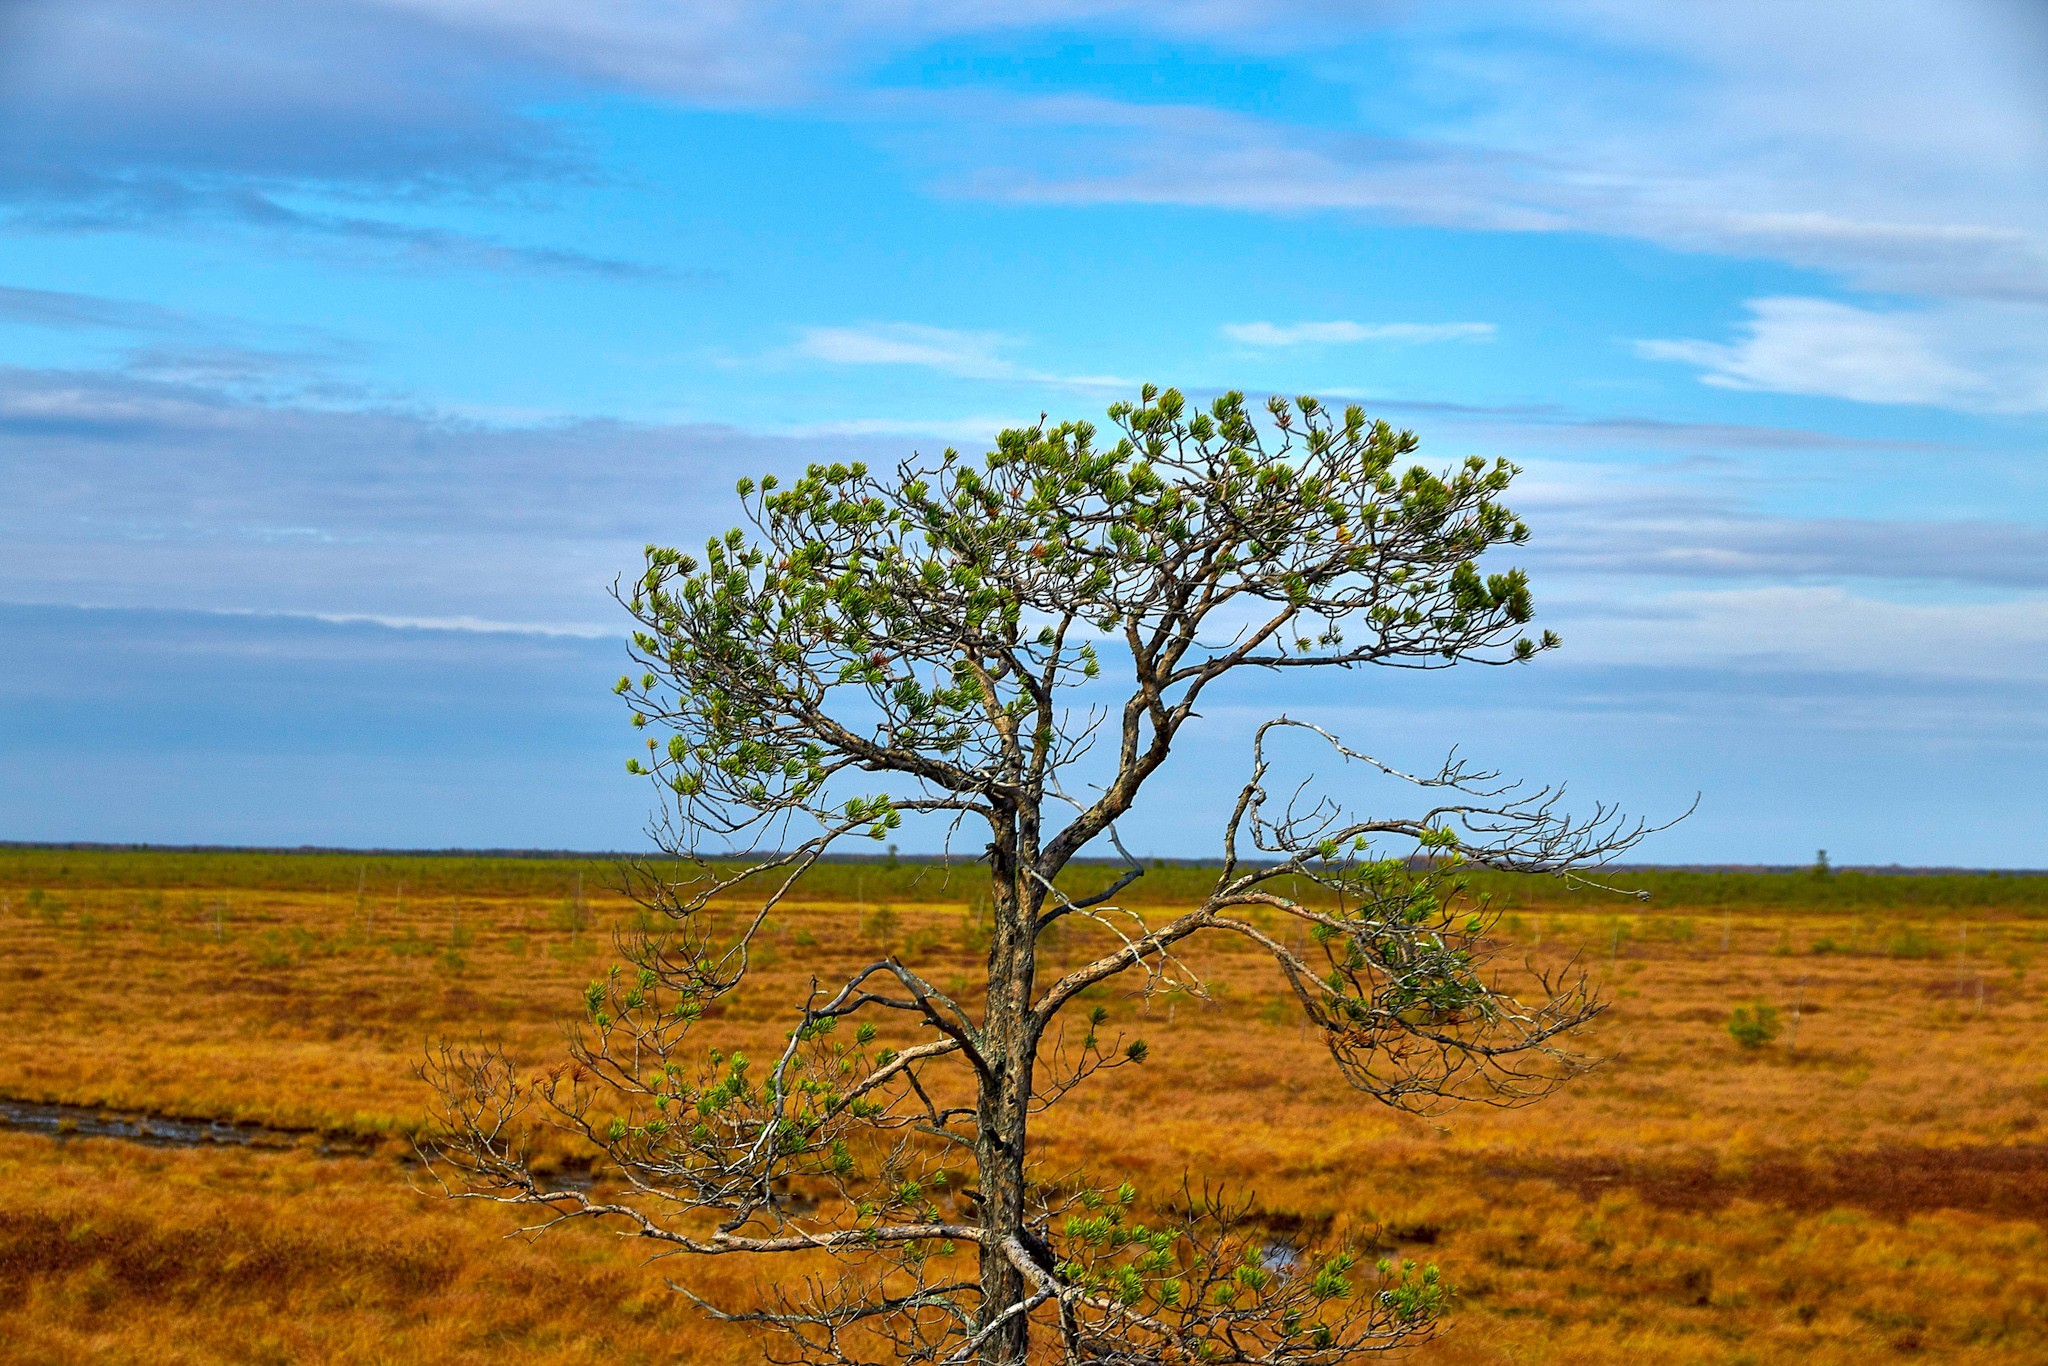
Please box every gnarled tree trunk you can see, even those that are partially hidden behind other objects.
[975,831,1041,1363]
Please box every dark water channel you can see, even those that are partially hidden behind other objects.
[0,1096,381,1155]
[0,1096,601,1189]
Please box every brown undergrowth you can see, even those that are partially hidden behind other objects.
[0,861,2044,1363]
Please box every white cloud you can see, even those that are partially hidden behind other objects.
[1510,471,2048,590]
[1221,320,1495,347]
[962,88,2048,305]
[24,3,2048,304]
[797,323,1014,377]
[0,362,914,630]
[1555,584,2048,682]
[217,606,614,637]
[781,414,1029,445]
[362,0,1345,103]
[793,323,1134,389]
[909,3,2048,309]
[1635,296,2048,412]
[10,360,2048,707]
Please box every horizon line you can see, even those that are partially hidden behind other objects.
[2,841,2041,878]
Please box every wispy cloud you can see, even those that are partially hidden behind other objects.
[0,3,672,279]
[1525,495,2048,591]
[11,2,2044,305]
[10,182,672,280]
[793,323,1133,389]
[3,360,2039,665]
[239,199,677,280]
[1169,384,1953,453]
[783,414,1029,445]
[0,282,184,331]
[0,3,544,197]
[1636,296,2048,413]
[1484,412,1945,454]
[1222,320,1495,347]
[897,2,2048,309]
[211,606,615,639]
[0,280,384,405]
[1553,584,2048,682]
[798,323,1014,376]
[951,90,2048,306]
[0,362,920,628]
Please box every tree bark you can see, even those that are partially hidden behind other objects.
[975,834,1039,1365]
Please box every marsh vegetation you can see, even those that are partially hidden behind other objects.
[0,850,2043,1364]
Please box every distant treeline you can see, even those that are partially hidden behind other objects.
[3,845,2046,914]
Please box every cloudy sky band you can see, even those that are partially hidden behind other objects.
[0,0,2042,859]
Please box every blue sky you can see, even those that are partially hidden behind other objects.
[2,1,2045,864]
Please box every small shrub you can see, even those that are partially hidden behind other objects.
[549,897,593,936]
[1887,925,1939,959]
[388,931,431,959]
[1728,1002,1780,1050]
[1644,916,1695,944]
[860,903,900,948]
[290,927,332,958]
[958,901,991,958]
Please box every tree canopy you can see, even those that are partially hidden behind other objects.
[426,387,1665,1365]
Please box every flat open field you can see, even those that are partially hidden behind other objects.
[1,850,2044,1365]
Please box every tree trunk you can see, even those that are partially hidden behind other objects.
[976,848,1038,1364]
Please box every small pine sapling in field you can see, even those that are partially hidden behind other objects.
[860,901,901,950]
[1728,1002,1781,1050]
[421,387,1678,1366]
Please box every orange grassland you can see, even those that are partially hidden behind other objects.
[0,866,2044,1365]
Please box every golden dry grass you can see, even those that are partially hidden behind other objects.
[1,868,2044,1364]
